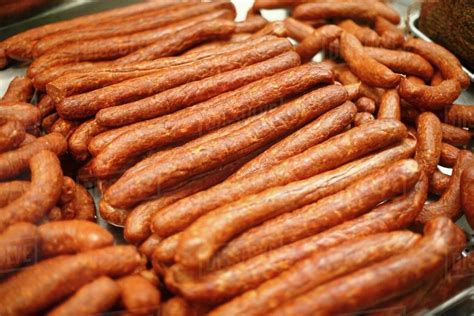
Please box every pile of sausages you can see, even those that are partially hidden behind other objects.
[0,0,474,314]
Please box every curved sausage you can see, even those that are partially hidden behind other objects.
[1,76,33,102]
[46,276,121,316]
[38,220,113,258]
[414,112,442,177]
[0,120,26,152]
[68,119,108,161]
[337,19,380,47]
[0,222,38,272]
[0,150,63,232]
[209,231,421,316]
[0,133,67,180]
[296,25,342,62]
[374,16,404,49]
[0,245,143,315]
[416,150,474,224]
[152,120,407,239]
[164,174,428,302]
[340,32,400,88]
[283,17,313,41]
[272,217,464,316]
[117,275,161,315]
[176,159,420,269]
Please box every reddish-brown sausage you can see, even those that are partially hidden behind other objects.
[283,17,313,41]
[0,150,63,232]
[0,120,26,152]
[461,165,474,229]
[355,97,376,113]
[374,16,404,49]
[440,142,460,167]
[0,245,143,315]
[68,119,109,161]
[38,95,55,118]
[354,112,375,126]
[209,231,421,316]
[337,19,380,47]
[47,276,121,316]
[164,175,428,302]
[377,89,400,120]
[0,133,66,180]
[105,82,344,208]
[117,275,161,315]
[340,32,400,88]
[0,101,40,129]
[235,14,268,33]
[152,120,407,238]
[441,123,471,147]
[61,183,96,221]
[272,217,464,316]
[296,25,342,62]
[430,171,450,196]
[445,104,474,128]
[49,118,79,139]
[0,222,38,272]
[416,150,474,224]
[415,112,442,177]
[0,180,29,207]
[1,76,33,102]
[176,159,420,269]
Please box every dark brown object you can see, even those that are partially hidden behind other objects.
[0,245,143,315]
[0,222,38,272]
[0,133,66,180]
[340,32,400,88]
[1,76,34,102]
[47,276,121,316]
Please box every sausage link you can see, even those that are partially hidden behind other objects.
[230,101,357,180]
[0,150,63,232]
[294,3,377,22]
[106,82,342,208]
[440,123,471,147]
[354,112,374,126]
[404,38,470,89]
[58,176,76,206]
[431,71,444,86]
[374,16,404,49]
[0,101,41,130]
[126,156,252,244]
[49,118,80,139]
[440,142,460,167]
[416,150,474,224]
[153,119,407,239]
[0,180,29,207]
[0,132,66,180]
[1,76,33,102]
[153,233,180,265]
[37,95,56,118]
[161,297,193,316]
[68,119,108,161]
[399,77,461,110]
[355,96,376,113]
[337,19,380,47]
[0,222,38,272]
[272,217,464,316]
[117,275,161,315]
[253,0,295,11]
[90,56,316,180]
[139,234,162,259]
[56,38,293,120]
[235,14,268,33]
[61,183,96,221]
[33,2,214,57]
[0,120,26,152]
[461,165,474,230]
[38,220,113,258]
[209,231,421,316]
[0,245,143,315]
[296,25,342,62]
[340,32,400,88]
[47,276,121,316]
[45,36,274,100]
[165,174,428,302]
[177,159,420,269]
[4,0,198,61]
[415,112,442,177]
[96,38,293,127]
[99,199,129,227]
[283,17,313,41]
[333,64,385,102]
[445,104,474,128]
[42,112,59,132]
[430,171,450,196]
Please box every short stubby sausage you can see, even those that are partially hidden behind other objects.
[0,222,39,272]
[340,32,400,88]
[0,132,67,180]
[377,89,400,120]
[271,217,464,316]
[0,245,143,315]
[0,150,63,232]
[1,76,34,102]
[46,276,121,316]
[176,159,420,269]
[38,220,113,258]
[415,112,442,177]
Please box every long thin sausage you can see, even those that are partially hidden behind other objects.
[176,159,420,269]
[0,150,63,232]
[105,82,343,208]
[152,120,407,238]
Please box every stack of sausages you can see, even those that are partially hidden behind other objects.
[0,0,474,314]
